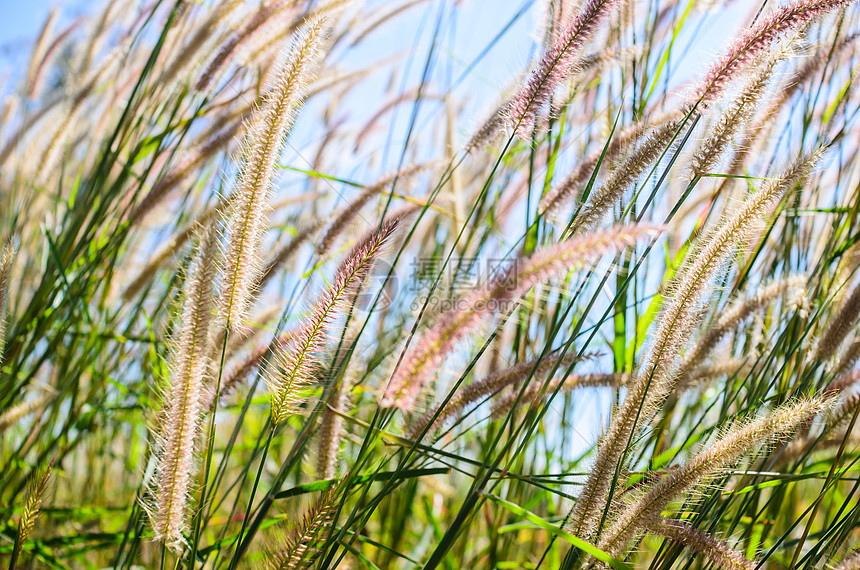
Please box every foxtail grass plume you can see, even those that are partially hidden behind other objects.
[148,228,218,550]
[381,224,661,411]
[259,220,325,290]
[754,34,859,142]
[836,336,860,376]
[196,0,298,93]
[218,15,328,333]
[825,380,860,428]
[316,163,435,257]
[208,333,293,411]
[464,100,512,154]
[265,218,400,425]
[507,0,623,138]
[317,373,351,479]
[159,0,242,86]
[574,119,681,231]
[596,396,831,557]
[27,17,80,102]
[122,203,225,301]
[406,352,582,440]
[827,368,860,393]
[128,121,243,226]
[224,303,285,359]
[538,111,683,217]
[12,462,53,569]
[569,151,823,541]
[694,0,857,107]
[0,392,53,435]
[269,487,337,570]
[18,463,53,539]
[38,49,119,188]
[689,54,780,178]
[489,371,630,421]
[24,7,58,100]
[677,275,807,376]
[817,280,860,361]
[0,241,16,364]
[126,191,318,303]
[644,517,755,570]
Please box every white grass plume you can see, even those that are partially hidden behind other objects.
[217,15,328,334]
[147,228,218,550]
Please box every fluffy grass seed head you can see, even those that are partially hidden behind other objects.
[817,280,860,361]
[268,486,337,570]
[678,275,808,376]
[644,516,756,570]
[381,224,661,411]
[689,53,780,178]
[569,151,822,541]
[538,110,683,217]
[694,0,857,107]
[574,118,682,231]
[265,218,400,425]
[148,227,218,550]
[0,240,16,364]
[218,15,328,333]
[406,352,582,440]
[598,396,832,557]
[17,462,53,550]
[507,0,624,138]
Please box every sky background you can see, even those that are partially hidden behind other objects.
[0,0,53,65]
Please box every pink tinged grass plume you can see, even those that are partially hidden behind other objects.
[217,16,328,333]
[316,163,435,257]
[574,119,681,231]
[507,0,623,138]
[597,396,831,558]
[148,229,218,550]
[464,100,512,154]
[128,121,243,226]
[207,332,293,412]
[381,224,661,411]
[159,0,242,86]
[694,0,858,107]
[836,336,860,376]
[489,371,630,421]
[569,151,823,541]
[265,219,399,425]
[317,373,351,479]
[195,0,298,93]
[689,55,779,178]
[24,7,58,100]
[538,110,683,217]
[406,352,582,440]
[259,220,325,290]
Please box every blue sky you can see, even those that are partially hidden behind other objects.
[0,0,53,63]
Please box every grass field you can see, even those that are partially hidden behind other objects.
[2,0,860,568]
